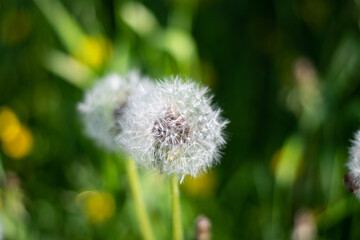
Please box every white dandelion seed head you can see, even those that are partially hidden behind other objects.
[345,130,360,198]
[78,71,153,151]
[117,76,228,180]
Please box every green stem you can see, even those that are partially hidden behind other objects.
[125,158,155,240]
[171,175,183,240]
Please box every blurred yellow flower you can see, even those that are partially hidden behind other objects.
[182,172,217,198]
[0,107,33,159]
[84,192,115,224]
[2,126,33,159]
[76,36,112,70]
[0,107,21,143]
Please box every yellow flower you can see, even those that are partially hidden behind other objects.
[0,107,21,143]
[0,107,33,159]
[84,191,115,224]
[182,172,217,198]
[76,36,112,70]
[2,126,33,159]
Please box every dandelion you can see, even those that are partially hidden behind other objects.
[78,72,153,151]
[344,130,360,198]
[83,191,116,224]
[0,107,21,142]
[76,36,112,70]
[117,76,228,181]
[78,72,155,240]
[0,107,33,159]
[2,126,33,159]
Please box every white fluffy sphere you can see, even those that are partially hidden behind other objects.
[78,72,153,151]
[117,76,228,180]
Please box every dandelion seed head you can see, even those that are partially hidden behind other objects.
[345,130,360,198]
[78,72,152,151]
[117,76,228,180]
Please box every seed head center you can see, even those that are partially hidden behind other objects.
[344,173,359,194]
[152,110,190,146]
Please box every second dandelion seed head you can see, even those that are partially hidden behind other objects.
[78,71,153,152]
[345,130,360,198]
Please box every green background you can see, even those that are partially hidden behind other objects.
[1,0,360,239]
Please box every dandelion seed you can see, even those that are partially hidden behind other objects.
[78,72,153,151]
[345,130,360,198]
[117,76,228,180]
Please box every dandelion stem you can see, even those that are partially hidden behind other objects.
[125,158,155,240]
[171,175,183,240]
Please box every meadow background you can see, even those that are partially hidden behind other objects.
[1,0,360,239]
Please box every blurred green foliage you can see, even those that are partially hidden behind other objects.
[1,0,360,239]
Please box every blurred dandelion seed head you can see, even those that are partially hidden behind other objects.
[343,173,359,194]
[78,72,153,151]
[117,76,228,180]
[346,130,360,198]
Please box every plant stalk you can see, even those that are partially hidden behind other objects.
[171,175,183,240]
[125,158,155,240]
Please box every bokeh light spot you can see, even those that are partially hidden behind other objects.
[2,126,33,159]
[84,192,115,224]
[75,36,112,70]
[0,107,21,143]
[182,172,217,198]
